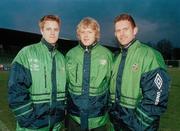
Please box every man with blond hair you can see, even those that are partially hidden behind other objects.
[66,17,113,131]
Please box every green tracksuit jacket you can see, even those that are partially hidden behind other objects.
[66,43,113,130]
[8,39,66,131]
[109,40,170,131]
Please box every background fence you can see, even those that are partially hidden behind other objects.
[165,60,180,68]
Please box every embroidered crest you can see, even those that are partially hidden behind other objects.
[29,58,40,71]
[132,63,139,72]
[100,59,107,65]
[61,67,65,72]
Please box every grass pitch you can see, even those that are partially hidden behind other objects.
[0,68,180,131]
[0,71,16,131]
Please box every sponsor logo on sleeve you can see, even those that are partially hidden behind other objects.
[154,73,163,105]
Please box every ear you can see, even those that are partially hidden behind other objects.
[133,27,138,35]
[114,31,117,37]
[40,28,44,35]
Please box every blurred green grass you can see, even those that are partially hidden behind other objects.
[0,68,180,131]
[159,68,180,131]
[0,71,16,131]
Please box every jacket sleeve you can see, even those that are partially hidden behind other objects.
[109,48,171,130]
[119,68,170,131]
[135,68,170,130]
[131,50,171,130]
[8,53,36,127]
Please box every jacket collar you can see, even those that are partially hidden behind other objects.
[120,38,137,50]
[41,38,57,52]
[79,41,97,52]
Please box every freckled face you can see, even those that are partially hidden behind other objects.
[78,27,96,46]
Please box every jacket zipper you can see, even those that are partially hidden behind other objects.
[76,64,78,83]
[49,50,55,128]
[44,66,47,88]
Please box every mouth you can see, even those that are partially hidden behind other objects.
[83,39,90,43]
[120,37,126,41]
[84,38,89,41]
[50,36,55,39]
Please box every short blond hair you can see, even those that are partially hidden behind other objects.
[76,17,100,42]
[39,15,61,29]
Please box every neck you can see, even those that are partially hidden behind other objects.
[41,38,57,51]
[79,41,97,51]
[121,38,136,49]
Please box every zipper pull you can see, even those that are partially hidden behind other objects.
[85,47,89,52]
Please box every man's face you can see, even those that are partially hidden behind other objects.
[115,20,137,46]
[41,20,60,45]
[78,27,96,46]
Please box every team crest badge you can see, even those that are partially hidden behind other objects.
[132,63,139,72]
[29,58,40,71]
[100,59,107,65]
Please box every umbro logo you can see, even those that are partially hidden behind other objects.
[154,73,163,90]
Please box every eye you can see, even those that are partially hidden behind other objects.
[46,28,51,31]
[115,29,121,33]
[123,27,128,31]
[80,31,85,34]
[54,28,59,32]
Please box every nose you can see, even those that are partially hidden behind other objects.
[50,29,55,35]
[84,32,88,37]
[119,30,124,36]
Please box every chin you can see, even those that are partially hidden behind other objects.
[84,43,90,46]
[47,42,55,46]
[49,40,56,43]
